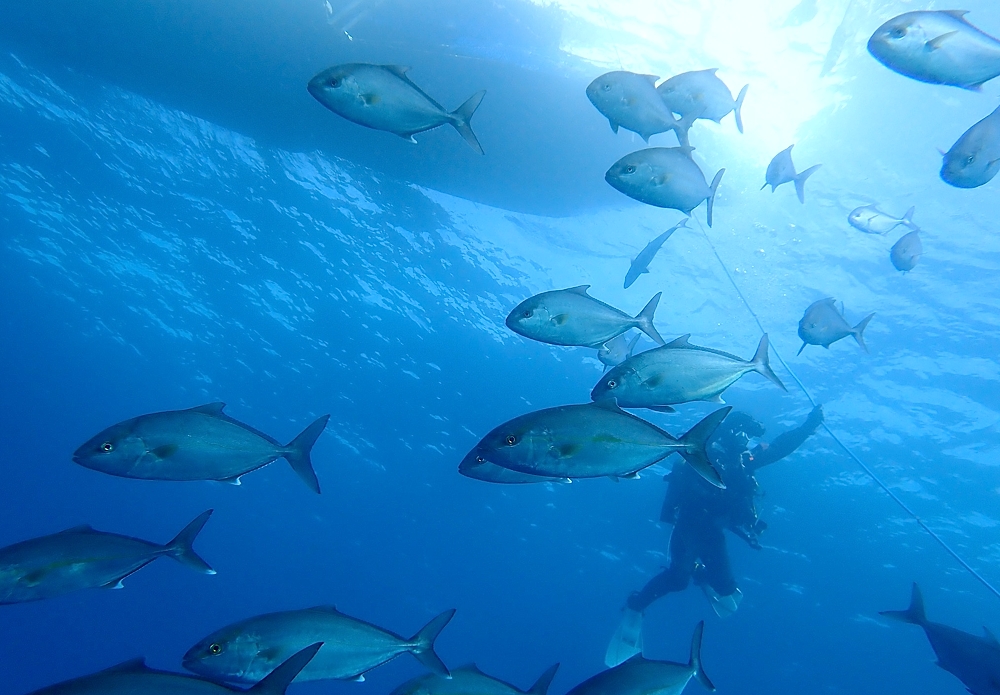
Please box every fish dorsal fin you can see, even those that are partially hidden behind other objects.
[307,605,340,614]
[675,145,695,156]
[100,658,149,674]
[456,663,483,674]
[58,524,95,534]
[641,74,659,85]
[565,285,591,296]
[941,10,969,20]
[624,653,647,664]
[592,398,625,414]
[187,402,227,416]
[384,65,411,77]
[984,627,1000,648]
[665,334,692,348]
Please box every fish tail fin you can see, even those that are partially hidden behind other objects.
[248,644,322,695]
[902,206,919,230]
[450,90,486,154]
[688,621,716,691]
[283,415,330,494]
[165,509,216,575]
[880,583,927,626]
[751,334,786,391]
[528,663,560,695]
[408,609,456,677]
[793,164,822,204]
[707,169,724,227]
[852,313,875,353]
[676,407,732,488]
[627,332,641,357]
[733,84,748,133]
[634,292,665,345]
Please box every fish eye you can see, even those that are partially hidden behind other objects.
[100,442,114,453]
[602,83,611,92]
[505,435,517,446]
[889,27,906,39]
[607,379,617,389]
[209,643,222,655]
[624,165,636,174]
[965,155,976,166]
[523,309,533,318]
[476,455,485,463]
[329,77,341,88]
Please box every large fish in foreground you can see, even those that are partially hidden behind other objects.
[506,286,665,348]
[460,401,731,488]
[941,104,1000,188]
[762,145,821,204]
[308,63,486,153]
[624,220,687,289]
[606,148,724,227]
[797,298,874,355]
[847,205,917,235]
[657,69,748,133]
[391,663,560,695]
[74,403,330,493]
[881,583,1000,695]
[184,607,455,684]
[586,71,696,145]
[0,510,214,604]
[590,334,785,411]
[867,11,1000,90]
[566,622,714,695]
[25,643,321,695]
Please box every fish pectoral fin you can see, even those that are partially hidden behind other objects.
[150,444,178,459]
[21,569,48,587]
[361,93,381,105]
[550,313,569,326]
[647,405,676,413]
[641,375,663,388]
[550,444,580,459]
[653,173,671,186]
[384,65,411,77]
[925,31,958,51]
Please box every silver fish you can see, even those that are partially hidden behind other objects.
[586,71,695,145]
[797,298,874,355]
[606,148,724,227]
[762,145,821,204]
[657,69,748,133]
[27,644,321,695]
[390,663,560,695]
[598,333,641,372]
[941,104,1000,188]
[0,511,214,604]
[868,11,1000,90]
[308,64,486,153]
[73,403,329,493]
[506,286,665,348]
[459,455,568,485]
[566,622,714,695]
[184,607,455,684]
[459,401,731,488]
[591,334,785,411]
[891,230,922,272]
[848,205,917,235]
[624,220,687,289]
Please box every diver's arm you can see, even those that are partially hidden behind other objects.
[747,405,823,471]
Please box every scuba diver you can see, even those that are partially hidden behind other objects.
[605,405,824,667]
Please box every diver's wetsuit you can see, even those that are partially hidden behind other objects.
[627,406,823,613]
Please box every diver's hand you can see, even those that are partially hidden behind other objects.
[805,404,824,431]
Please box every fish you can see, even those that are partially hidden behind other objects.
[591,334,785,411]
[797,298,874,355]
[459,456,568,484]
[657,69,748,133]
[183,607,455,684]
[565,622,714,695]
[847,205,917,235]
[598,333,642,372]
[624,220,687,289]
[26,643,322,695]
[459,401,731,488]
[586,71,696,146]
[881,584,1000,695]
[0,510,214,604]
[867,11,1000,90]
[73,403,330,494]
[308,64,486,153]
[390,663,560,695]
[941,104,1000,188]
[891,230,922,272]
[605,148,724,227]
[506,286,665,348]
[762,145,821,204]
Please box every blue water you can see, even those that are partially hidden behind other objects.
[3,1,1000,694]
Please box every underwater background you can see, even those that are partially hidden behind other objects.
[2,0,1000,693]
